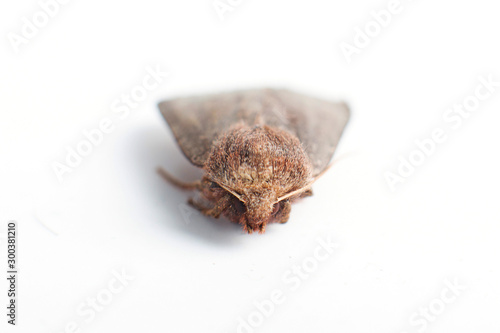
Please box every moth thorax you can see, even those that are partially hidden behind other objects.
[205,124,313,195]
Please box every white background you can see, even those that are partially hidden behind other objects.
[1,0,499,332]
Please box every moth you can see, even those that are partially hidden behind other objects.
[157,89,350,234]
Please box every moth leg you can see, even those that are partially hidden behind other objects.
[157,167,201,190]
[278,200,292,224]
[188,195,230,219]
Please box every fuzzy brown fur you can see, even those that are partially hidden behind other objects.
[203,124,313,233]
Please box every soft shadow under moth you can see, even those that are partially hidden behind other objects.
[157,88,350,234]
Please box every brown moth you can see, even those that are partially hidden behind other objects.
[157,89,350,234]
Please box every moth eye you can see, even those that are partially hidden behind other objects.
[233,198,246,214]
[272,202,281,215]
[210,182,221,189]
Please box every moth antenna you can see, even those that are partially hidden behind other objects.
[157,167,201,190]
[216,182,246,203]
[275,185,312,203]
[275,153,353,203]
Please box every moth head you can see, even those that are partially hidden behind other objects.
[217,184,288,234]
[244,197,279,234]
[205,124,315,233]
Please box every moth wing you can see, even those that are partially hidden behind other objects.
[264,89,350,176]
[158,89,350,175]
[158,90,259,167]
